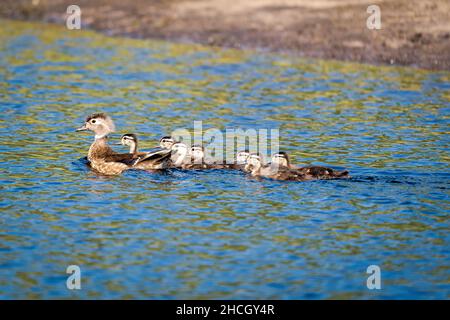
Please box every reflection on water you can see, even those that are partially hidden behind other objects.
[0,20,449,299]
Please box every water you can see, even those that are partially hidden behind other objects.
[0,20,449,299]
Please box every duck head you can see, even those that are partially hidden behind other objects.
[120,133,138,154]
[245,153,264,174]
[76,113,115,139]
[160,136,175,150]
[271,152,290,168]
[191,145,204,163]
[171,142,190,165]
[236,150,250,164]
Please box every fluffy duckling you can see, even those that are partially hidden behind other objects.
[190,145,205,163]
[224,150,250,170]
[271,152,349,179]
[179,145,210,170]
[184,145,232,170]
[170,142,191,168]
[160,136,175,150]
[245,153,313,181]
[76,113,170,175]
[169,144,227,170]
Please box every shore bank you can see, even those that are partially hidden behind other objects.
[1,0,449,70]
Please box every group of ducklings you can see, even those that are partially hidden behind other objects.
[76,113,349,181]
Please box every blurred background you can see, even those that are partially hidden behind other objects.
[1,0,449,70]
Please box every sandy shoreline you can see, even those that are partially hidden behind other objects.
[1,0,449,70]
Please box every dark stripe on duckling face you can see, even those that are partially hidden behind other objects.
[160,136,175,149]
[120,134,138,154]
[160,136,173,142]
[122,133,137,141]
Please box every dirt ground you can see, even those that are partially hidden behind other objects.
[1,0,449,70]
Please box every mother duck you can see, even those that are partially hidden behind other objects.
[76,113,171,175]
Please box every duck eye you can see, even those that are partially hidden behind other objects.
[91,119,96,124]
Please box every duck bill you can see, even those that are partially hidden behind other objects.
[75,124,87,132]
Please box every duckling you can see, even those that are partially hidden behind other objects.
[236,150,250,165]
[170,142,191,168]
[192,146,253,170]
[119,133,139,155]
[245,153,313,181]
[271,152,298,169]
[118,133,171,170]
[179,145,209,170]
[271,152,349,179]
[160,136,175,150]
[184,145,232,170]
[225,150,250,170]
[76,113,170,175]
[190,145,205,163]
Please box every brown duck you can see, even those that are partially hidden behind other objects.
[76,113,170,175]
[169,142,192,168]
[245,153,314,181]
[271,152,349,179]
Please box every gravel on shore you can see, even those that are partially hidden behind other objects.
[1,0,449,70]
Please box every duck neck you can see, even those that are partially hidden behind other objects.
[129,141,138,155]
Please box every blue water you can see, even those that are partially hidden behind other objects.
[0,20,449,299]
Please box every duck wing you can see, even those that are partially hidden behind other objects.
[103,153,138,166]
[134,147,171,166]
